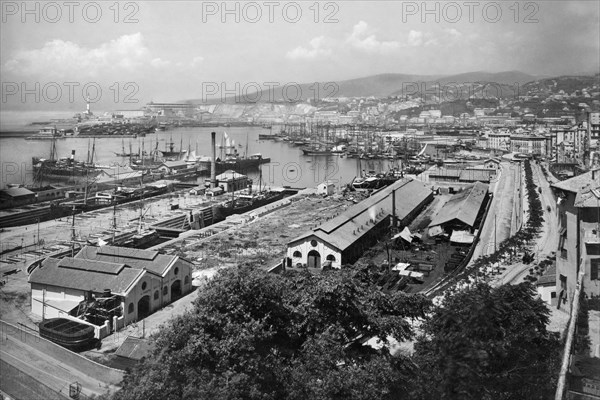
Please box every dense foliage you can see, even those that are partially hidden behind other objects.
[411,282,561,400]
[113,265,562,400]
[114,266,430,400]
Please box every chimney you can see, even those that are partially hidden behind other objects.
[71,150,75,160]
[211,131,216,188]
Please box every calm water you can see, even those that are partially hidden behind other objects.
[0,127,401,189]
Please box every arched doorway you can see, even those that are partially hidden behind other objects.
[307,250,321,269]
[137,295,150,320]
[171,280,182,301]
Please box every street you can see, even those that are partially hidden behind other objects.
[470,160,519,262]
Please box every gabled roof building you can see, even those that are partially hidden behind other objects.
[428,182,490,233]
[29,246,194,337]
[287,179,433,269]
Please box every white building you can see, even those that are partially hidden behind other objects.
[287,179,432,269]
[487,131,511,151]
[29,246,194,337]
[317,181,336,196]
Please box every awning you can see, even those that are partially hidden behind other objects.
[450,230,475,244]
[44,299,81,313]
[392,227,414,243]
[428,225,444,237]
[392,262,411,271]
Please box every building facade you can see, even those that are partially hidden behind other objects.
[29,246,194,337]
[510,134,547,156]
[487,132,511,151]
[287,179,433,269]
[552,169,600,308]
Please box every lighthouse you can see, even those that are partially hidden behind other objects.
[84,96,93,117]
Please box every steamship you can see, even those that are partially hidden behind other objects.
[33,149,105,182]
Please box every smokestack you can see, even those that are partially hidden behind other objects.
[211,131,216,188]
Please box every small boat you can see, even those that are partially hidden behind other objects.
[38,318,96,352]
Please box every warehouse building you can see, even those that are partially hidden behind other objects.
[29,246,194,337]
[427,182,490,243]
[287,178,433,269]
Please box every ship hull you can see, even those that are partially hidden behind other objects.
[216,191,284,218]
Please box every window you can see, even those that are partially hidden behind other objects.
[293,251,302,258]
[174,267,179,275]
[591,259,599,281]
[163,286,168,296]
[326,254,336,262]
[128,303,134,314]
[310,240,318,247]
[561,249,568,259]
[154,290,159,300]
[141,281,147,290]
[184,276,190,284]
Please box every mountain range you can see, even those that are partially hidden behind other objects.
[189,71,542,104]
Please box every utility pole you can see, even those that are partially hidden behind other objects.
[112,199,117,244]
[494,214,497,253]
[71,205,76,256]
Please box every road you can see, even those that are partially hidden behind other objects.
[470,160,519,262]
[0,334,116,398]
[493,162,558,286]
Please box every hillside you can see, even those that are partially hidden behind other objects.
[188,71,539,104]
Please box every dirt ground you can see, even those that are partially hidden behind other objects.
[179,192,369,271]
[0,192,367,332]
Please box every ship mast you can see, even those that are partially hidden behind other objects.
[70,205,76,256]
[138,173,144,234]
[112,197,117,244]
[90,139,96,165]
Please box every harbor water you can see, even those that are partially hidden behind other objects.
[0,127,402,189]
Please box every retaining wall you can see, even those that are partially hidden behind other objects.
[0,320,124,385]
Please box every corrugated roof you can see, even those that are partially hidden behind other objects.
[429,182,489,228]
[459,170,492,182]
[29,257,144,295]
[75,245,184,277]
[289,178,432,252]
[429,168,461,178]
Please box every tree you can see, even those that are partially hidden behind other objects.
[411,282,561,400]
[113,265,431,400]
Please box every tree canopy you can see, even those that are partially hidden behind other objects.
[114,265,430,400]
[113,267,561,400]
[411,282,562,400]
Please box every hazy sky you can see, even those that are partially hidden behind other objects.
[1,0,599,109]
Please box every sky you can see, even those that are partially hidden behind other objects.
[1,0,599,110]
